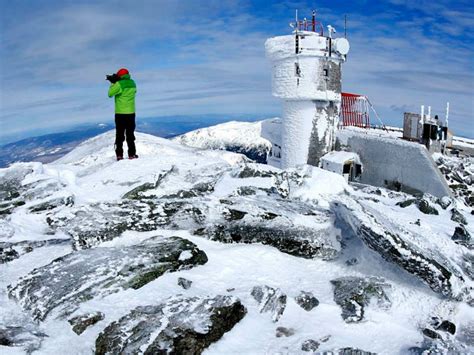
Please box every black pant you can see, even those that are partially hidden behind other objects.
[115,113,136,157]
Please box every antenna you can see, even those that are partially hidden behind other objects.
[445,102,450,128]
[344,15,347,38]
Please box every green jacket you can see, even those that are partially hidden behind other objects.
[108,74,137,114]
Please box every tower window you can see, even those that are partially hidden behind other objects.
[295,63,301,77]
[323,68,329,77]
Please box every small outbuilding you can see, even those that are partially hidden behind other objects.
[320,151,362,182]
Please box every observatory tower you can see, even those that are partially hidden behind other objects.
[265,11,350,169]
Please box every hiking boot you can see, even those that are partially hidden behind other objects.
[116,156,124,161]
[129,155,139,160]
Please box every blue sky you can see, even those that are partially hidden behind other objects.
[0,0,473,143]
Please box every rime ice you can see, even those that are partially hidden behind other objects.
[265,13,349,168]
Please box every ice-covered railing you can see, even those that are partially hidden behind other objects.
[340,92,387,130]
[340,93,370,128]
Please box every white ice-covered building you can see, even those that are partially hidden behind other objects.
[264,11,350,169]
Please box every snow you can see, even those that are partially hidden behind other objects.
[1,128,473,354]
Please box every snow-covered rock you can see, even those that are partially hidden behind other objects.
[334,196,471,300]
[8,236,208,321]
[1,130,474,354]
[173,120,273,163]
[95,295,246,354]
[330,277,391,323]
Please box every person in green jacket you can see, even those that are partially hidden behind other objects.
[108,68,138,160]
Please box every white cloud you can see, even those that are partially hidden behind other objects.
[0,0,472,141]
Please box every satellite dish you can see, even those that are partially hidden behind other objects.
[334,38,350,55]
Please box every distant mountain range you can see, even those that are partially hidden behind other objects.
[0,116,261,168]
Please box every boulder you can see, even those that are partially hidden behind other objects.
[417,199,439,215]
[295,291,319,311]
[396,198,439,215]
[0,245,19,263]
[251,285,287,322]
[8,236,207,320]
[331,277,391,323]
[68,312,105,335]
[275,326,295,337]
[451,208,467,225]
[334,198,467,299]
[197,195,340,260]
[436,320,456,335]
[301,339,320,352]
[452,225,473,249]
[178,277,192,290]
[95,295,246,355]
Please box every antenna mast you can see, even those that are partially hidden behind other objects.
[344,14,347,38]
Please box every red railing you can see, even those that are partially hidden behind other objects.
[340,92,371,128]
[296,19,324,36]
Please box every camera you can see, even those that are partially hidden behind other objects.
[106,73,120,84]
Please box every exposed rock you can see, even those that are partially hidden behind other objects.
[436,320,456,335]
[223,208,247,221]
[295,291,319,311]
[29,195,74,213]
[435,156,473,207]
[417,199,439,215]
[0,165,32,201]
[452,225,473,249]
[0,325,47,352]
[95,295,246,355]
[331,347,377,355]
[68,312,105,335]
[202,223,339,260]
[261,212,279,220]
[301,339,320,352]
[334,198,466,299]
[251,285,287,322]
[8,236,208,320]
[397,199,417,208]
[235,186,258,196]
[0,200,26,215]
[331,276,391,323]
[396,198,439,215]
[275,326,295,337]
[451,208,467,225]
[178,277,192,290]
[234,164,276,179]
[422,328,442,339]
[0,245,19,263]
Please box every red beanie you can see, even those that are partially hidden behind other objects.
[117,68,129,77]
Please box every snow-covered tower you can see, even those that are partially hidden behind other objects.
[265,11,350,169]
